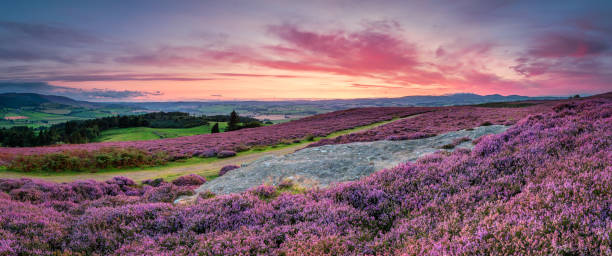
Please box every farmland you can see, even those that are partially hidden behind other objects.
[0,105,141,128]
[96,122,228,142]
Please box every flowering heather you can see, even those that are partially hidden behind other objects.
[0,98,610,255]
[219,164,240,176]
[171,174,206,187]
[440,136,471,149]
[309,104,552,147]
[216,150,237,158]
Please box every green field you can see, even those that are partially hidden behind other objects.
[96,122,228,142]
[0,106,140,128]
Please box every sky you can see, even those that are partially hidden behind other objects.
[0,0,611,101]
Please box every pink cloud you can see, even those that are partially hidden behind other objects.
[213,73,302,78]
[106,21,611,97]
[114,46,253,67]
[350,83,403,89]
[261,23,419,76]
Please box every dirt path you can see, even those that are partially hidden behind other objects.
[0,114,422,183]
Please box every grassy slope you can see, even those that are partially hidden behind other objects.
[0,106,137,128]
[96,122,228,142]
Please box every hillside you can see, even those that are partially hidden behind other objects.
[0,92,563,127]
[122,93,563,118]
[0,93,99,108]
[0,93,142,127]
[0,94,609,255]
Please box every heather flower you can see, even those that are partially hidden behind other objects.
[171,174,206,186]
[219,165,240,176]
[143,183,194,203]
[142,178,165,187]
[248,184,277,199]
[216,150,237,158]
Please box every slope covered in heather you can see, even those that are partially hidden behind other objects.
[0,97,610,255]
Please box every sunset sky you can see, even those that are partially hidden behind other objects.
[1,0,611,101]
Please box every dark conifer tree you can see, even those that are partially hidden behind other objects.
[226,110,240,131]
[211,123,220,133]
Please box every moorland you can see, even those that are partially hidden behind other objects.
[0,92,610,255]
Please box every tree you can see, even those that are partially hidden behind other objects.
[211,123,220,133]
[226,110,240,131]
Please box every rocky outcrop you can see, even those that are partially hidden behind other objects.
[194,125,508,195]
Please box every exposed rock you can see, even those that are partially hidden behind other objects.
[194,125,508,195]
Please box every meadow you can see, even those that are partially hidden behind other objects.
[96,122,228,142]
[0,97,610,255]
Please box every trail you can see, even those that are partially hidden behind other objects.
[0,114,422,183]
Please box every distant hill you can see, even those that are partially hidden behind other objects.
[0,92,569,127]
[0,93,142,127]
[0,93,101,108]
[120,93,564,119]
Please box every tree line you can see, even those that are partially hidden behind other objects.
[0,111,262,147]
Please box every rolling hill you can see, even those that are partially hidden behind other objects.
[0,93,144,127]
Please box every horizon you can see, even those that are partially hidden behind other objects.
[0,90,581,103]
[1,0,611,101]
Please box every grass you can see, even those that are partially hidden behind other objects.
[96,122,228,142]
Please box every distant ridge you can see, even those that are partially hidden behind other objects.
[0,93,102,108]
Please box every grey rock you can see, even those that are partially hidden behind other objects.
[195,125,508,195]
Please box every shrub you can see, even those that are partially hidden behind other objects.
[5,148,170,172]
[142,183,194,203]
[248,184,277,199]
[219,165,240,176]
[305,134,316,141]
[142,178,164,187]
[171,174,206,187]
[278,178,294,189]
[216,150,236,158]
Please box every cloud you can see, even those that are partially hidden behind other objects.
[213,73,301,78]
[0,21,99,45]
[256,22,527,94]
[114,46,252,67]
[527,33,609,58]
[0,47,74,63]
[350,83,402,89]
[0,21,103,64]
[1,72,217,82]
[512,31,612,79]
[0,82,163,101]
[259,22,419,77]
